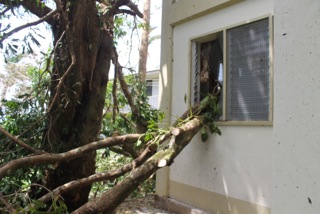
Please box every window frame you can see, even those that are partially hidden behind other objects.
[190,15,273,126]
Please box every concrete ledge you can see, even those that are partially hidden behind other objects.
[154,195,213,214]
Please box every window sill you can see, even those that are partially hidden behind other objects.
[215,120,273,126]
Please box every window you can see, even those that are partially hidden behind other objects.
[192,17,272,122]
[146,80,153,96]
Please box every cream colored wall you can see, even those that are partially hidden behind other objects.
[170,126,272,207]
[273,0,320,213]
[158,0,274,212]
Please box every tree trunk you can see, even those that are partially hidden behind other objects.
[43,1,113,211]
[138,0,151,82]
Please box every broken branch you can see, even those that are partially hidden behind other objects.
[0,134,141,179]
[0,125,45,155]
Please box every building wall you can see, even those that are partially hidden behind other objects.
[273,0,320,213]
[158,0,273,213]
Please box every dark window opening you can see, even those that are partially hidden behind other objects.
[199,38,223,101]
[146,80,153,96]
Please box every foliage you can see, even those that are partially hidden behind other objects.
[0,5,50,61]
[0,185,67,213]
[91,150,155,200]
[96,73,164,198]
[102,74,163,137]
[198,94,222,142]
[0,54,52,210]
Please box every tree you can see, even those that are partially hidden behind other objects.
[0,1,221,213]
[138,0,150,82]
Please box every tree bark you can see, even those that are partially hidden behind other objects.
[43,1,113,211]
[138,0,151,82]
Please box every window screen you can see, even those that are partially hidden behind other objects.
[226,18,270,121]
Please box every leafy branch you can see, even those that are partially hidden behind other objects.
[0,9,58,44]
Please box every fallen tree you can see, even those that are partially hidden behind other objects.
[0,0,221,212]
[0,93,221,213]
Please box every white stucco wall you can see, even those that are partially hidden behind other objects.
[171,126,272,207]
[273,0,320,213]
[169,0,273,208]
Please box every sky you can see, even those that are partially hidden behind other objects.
[117,0,162,72]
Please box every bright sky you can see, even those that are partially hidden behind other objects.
[117,0,162,72]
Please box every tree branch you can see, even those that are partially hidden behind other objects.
[138,0,150,82]
[112,66,119,121]
[0,9,58,44]
[111,47,140,117]
[108,0,143,18]
[0,0,54,26]
[73,117,203,213]
[126,1,143,18]
[0,134,141,179]
[38,129,172,203]
[0,125,45,155]
[0,192,17,213]
[0,6,10,17]
[38,144,155,203]
[114,9,137,16]
[48,0,77,113]
[73,93,221,213]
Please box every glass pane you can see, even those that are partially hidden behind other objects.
[226,18,270,121]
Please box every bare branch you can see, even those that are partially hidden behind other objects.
[110,147,132,157]
[108,0,143,18]
[114,9,137,16]
[0,9,58,44]
[48,0,77,113]
[126,1,143,18]
[0,0,54,26]
[0,6,10,16]
[138,0,150,82]
[39,144,154,203]
[0,125,45,155]
[111,47,140,116]
[0,134,141,179]
[112,66,119,121]
[0,192,17,213]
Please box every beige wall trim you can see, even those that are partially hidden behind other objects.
[155,195,212,214]
[169,180,271,214]
[156,167,170,197]
[168,0,241,26]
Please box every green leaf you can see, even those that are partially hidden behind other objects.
[31,199,46,210]
[209,124,221,135]
[201,127,209,142]
[136,139,142,147]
